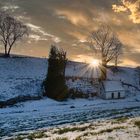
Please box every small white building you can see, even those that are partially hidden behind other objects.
[99,81,125,99]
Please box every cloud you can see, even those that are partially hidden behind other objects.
[29,35,48,41]
[27,23,61,43]
[1,5,19,12]
[55,9,89,26]
[0,0,140,66]
[112,5,127,12]
[112,0,140,23]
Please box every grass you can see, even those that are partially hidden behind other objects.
[14,136,24,140]
[107,136,115,140]
[54,137,68,140]
[98,128,116,133]
[54,125,125,139]
[12,131,48,140]
[54,126,89,134]
[27,131,48,139]
[81,126,125,137]
[74,136,82,140]
[96,126,125,134]
[115,117,128,123]
[134,120,140,129]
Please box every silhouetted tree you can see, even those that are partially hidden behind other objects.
[88,25,122,80]
[0,11,28,57]
[43,45,68,101]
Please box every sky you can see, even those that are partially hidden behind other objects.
[0,0,140,67]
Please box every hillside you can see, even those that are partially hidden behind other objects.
[0,57,140,139]
[0,57,47,102]
[0,57,139,103]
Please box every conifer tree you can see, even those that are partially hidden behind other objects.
[43,45,68,101]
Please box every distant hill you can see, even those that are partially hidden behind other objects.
[0,56,139,105]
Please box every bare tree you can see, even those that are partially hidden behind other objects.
[88,25,122,80]
[0,11,28,57]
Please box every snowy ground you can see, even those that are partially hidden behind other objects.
[5,116,140,140]
[0,57,140,139]
[0,95,140,139]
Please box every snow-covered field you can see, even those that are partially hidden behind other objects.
[0,57,140,139]
[1,97,140,139]
[5,116,140,140]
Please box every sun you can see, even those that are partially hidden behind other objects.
[90,59,100,67]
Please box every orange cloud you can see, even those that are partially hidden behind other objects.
[112,0,140,23]
[56,9,88,26]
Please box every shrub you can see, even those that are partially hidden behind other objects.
[68,89,89,99]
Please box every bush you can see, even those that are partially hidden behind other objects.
[68,89,90,99]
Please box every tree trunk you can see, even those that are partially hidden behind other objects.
[3,45,10,57]
[4,44,7,56]
[7,45,12,57]
[100,65,107,81]
[100,59,107,81]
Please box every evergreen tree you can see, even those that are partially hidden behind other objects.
[43,45,68,101]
